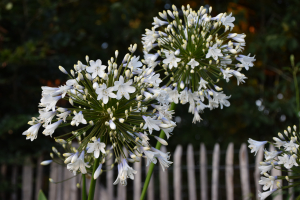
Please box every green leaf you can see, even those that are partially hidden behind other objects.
[38,190,47,200]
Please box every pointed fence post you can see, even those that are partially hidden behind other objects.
[134,159,142,200]
[239,143,251,200]
[269,145,282,200]
[35,156,43,200]
[11,165,18,200]
[226,143,234,200]
[159,146,169,200]
[254,145,264,200]
[173,145,182,200]
[22,157,33,200]
[211,143,220,200]
[187,144,197,200]
[288,171,294,200]
[106,146,114,200]
[200,143,208,200]
[63,167,78,200]
[146,164,155,200]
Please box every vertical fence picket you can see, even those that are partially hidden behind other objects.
[200,143,208,200]
[117,148,127,200]
[239,143,251,200]
[269,144,282,200]
[226,143,234,200]
[212,143,220,200]
[22,157,33,200]
[159,146,169,200]
[173,145,182,200]
[35,156,43,200]
[254,145,264,199]
[106,146,114,200]
[1,164,7,200]
[134,160,142,200]
[49,162,58,200]
[147,164,155,200]
[187,144,197,200]
[11,165,18,200]
[288,171,294,200]
[56,164,63,200]
[94,177,100,199]
[63,167,78,200]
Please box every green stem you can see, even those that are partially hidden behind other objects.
[140,102,176,200]
[82,174,87,200]
[87,156,101,200]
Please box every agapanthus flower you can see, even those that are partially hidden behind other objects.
[23,45,176,186]
[142,4,255,122]
[249,125,300,197]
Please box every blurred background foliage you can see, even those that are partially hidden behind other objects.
[0,0,300,165]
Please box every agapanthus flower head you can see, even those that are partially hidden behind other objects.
[24,45,176,185]
[249,125,300,195]
[142,4,255,122]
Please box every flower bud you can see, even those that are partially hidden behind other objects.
[154,136,168,145]
[41,160,52,165]
[85,55,89,63]
[94,164,102,179]
[59,66,68,74]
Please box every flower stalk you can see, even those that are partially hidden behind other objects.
[88,155,101,200]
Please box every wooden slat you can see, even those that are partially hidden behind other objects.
[35,156,43,200]
[147,164,155,200]
[239,143,251,200]
[200,143,208,200]
[187,144,197,200]
[211,143,220,200]
[63,167,78,200]
[106,146,114,200]
[56,164,63,200]
[117,148,127,200]
[22,157,33,200]
[226,143,234,200]
[1,164,7,200]
[134,160,142,200]
[11,165,18,200]
[270,144,282,200]
[288,171,294,200]
[159,146,169,200]
[173,145,182,200]
[254,145,264,199]
[49,162,58,200]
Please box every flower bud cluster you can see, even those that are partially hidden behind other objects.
[142,4,255,122]
[23,45,176,186]
[248,125,300,199]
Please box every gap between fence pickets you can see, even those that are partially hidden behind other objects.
[15,142,295,200]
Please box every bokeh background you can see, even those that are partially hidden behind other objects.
[0,0,300,199]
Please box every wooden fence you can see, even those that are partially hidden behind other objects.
[0,143,295,200]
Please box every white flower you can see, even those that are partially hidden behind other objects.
[259,176,276,191]
[71,111,87,126]
[206,44,223,60]
[196,100,208,112]
[192,108,202,124]
[67,151,90,175]
[57,111,71,122]
[113,76,136,100]
[236,54,256,70]
[144,73,162,87]
[113,159,137,186]
[93,164,102,179]
[142,116,162,134]
[38,110,57,125]
[258,189,277,200]
[232,71,247,85]
[288,154,299,168]
[273,137,286,148]
[57,85,72,98]
[264,150,280,161]
[43,120,62,137]
[152,17,168,28]
[214,92,231,109]
[221,68,233,82]
[86,59,107,79]
[284,140,299,152]
[221,13,235,28]
[96,83,117,104]
[248,139,267,155]
[22,123,42,141]
[228,33,246,43]
[151,147,173,171]
[40,160,52,165]
[144,150,158,166]
[40,94,62,111]
[187,58,199,69]
[179,89,189,104]
[163,51,181,69]
[87,138,106,158]
[127,56,143,74]
[258,164,273,174]
[198,78,209,90]
[74,61,86,73]
[166,87,179,104]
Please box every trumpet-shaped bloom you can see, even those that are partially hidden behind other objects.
[113,76,136,100]
[42,120,62,137]
[87,138,106,158]
[86,59,107,79]
[248,139,267,155]
[96,83,116,104]
[71,111,87,126]
[22,123,42,141]
[206,44,223,60]
[67,151,90,175]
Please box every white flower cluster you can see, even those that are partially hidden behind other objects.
[248,125,300,200]
[23,45,176,186]
[142,4,255,122]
